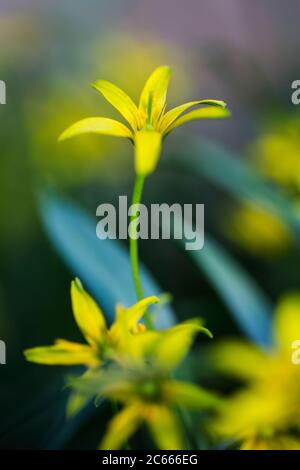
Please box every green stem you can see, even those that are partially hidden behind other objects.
[129,174,153,329]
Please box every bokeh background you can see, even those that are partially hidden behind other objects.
[1,0,300,449]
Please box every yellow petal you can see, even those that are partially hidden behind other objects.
[139,65,171,125]
[92,80,140,131]
[241,435,300,450]
[115,331,162,367]
[159,99,227,135]
[24,339,99,366]
[134,130,162,175]
[100,403,143,450]
[115,296,159,330]
[163,381,222,410]
[272,436,300,450]
[58,117,133,141]
[210,340,270,381]
[273,293,300,355]
[165,105,230,134]
[71,278,107,349]
[240,437,270,450]
[109,296,159,351]
[153,319,212,372]
[145,405,184,450]
[212,385,290,439]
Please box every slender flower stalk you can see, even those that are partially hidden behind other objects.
[129,174,145,302]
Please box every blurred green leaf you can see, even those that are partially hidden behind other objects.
[37,190,175,329]
[182,234,272,347]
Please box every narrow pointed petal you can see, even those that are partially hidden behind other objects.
[153,319,212,372]
[164,381,222,410]
[58,117,133,141]
[146,405,184,450]
[165,105,231,134]
[71,278,107,348]
[100,403,143,450]
[119,330,161,364]
[159,99,227,134]
[92,80,140,130]
[139,66,171,124]
[109,296,159,360]
[24,339,99,366]
[134,130,162,175]
[115,296,159,331]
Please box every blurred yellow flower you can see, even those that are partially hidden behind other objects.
[99,371,220,450]
[223,202,293,257]
[253,116,300,192]
[224,115,300,257]
[24,278,159,368]
[24,279,211,417]
[210,293,300,449]
[26,88,130,187]
[70,324,219,450]
[59,66,229,176]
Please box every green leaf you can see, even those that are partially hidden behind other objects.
[187,235,273,347]
[37,190,175,329]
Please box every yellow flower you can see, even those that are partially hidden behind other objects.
[70,320,219,450]
[59,66,230,176]
[24,279,212,417]
[24,278,159,368]
[252,115,300,192]
[210,293,300,450]
[223,202,293,257]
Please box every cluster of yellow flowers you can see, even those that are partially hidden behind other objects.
[25,278,220,449]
